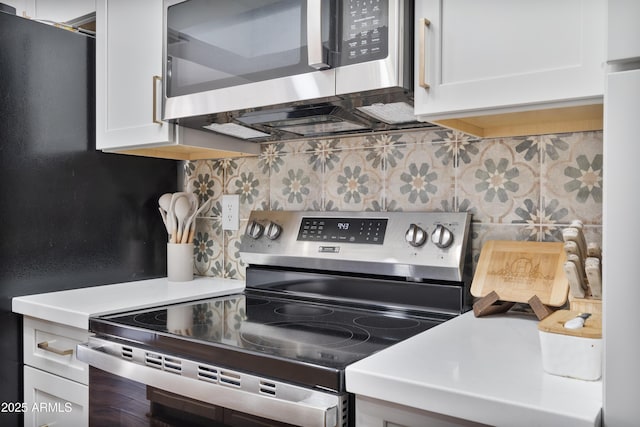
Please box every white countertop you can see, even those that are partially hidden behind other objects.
[346,311,603,427]
[12,276,245,329]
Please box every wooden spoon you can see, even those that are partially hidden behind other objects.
[158,193,173,236]
[174,195,192,244]
[184,198,212,244]
[167,192,189,243]
[180,194,199,243]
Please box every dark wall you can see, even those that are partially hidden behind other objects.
[0,12,178,426]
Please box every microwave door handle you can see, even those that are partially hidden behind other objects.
[307,0,330,69]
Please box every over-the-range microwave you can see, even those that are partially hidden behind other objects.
[162,0,423,142]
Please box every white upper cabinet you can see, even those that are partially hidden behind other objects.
[414,0,606,138]
[607,0,640,62]
[4,0,94,22]
[95,0,260,160]
[96,0,172,151]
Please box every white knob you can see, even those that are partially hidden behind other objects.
[265,222,282,240]
[405,223,427,247]
[246,221,264,239]
[431,224,454,248]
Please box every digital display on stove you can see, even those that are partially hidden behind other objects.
[297,217,387,244]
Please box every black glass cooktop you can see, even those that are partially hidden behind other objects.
[90,290,442,391]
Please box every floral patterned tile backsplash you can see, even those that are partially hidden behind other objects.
[183,128,603,280]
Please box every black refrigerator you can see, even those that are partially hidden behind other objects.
[0,11,177,426]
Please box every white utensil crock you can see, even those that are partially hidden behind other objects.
[167,243,194,282]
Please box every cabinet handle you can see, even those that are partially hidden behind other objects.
[152,75,163,125]
[418,18,431,89]
[37,341,73,356]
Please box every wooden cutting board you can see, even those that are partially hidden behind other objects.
[538,310,602,339]
[471,240,569,307]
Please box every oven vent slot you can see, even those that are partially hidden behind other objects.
[341,396,349,427]
[259,380,276,396]
[163,356,183,374]
[219,370,241,387]
[197,365,219,383]
[121,346,133,360]
[143,352,182,374]
[145,352,163,369]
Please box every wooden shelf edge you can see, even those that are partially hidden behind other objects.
[108,145,259,161]
[432,104,603,138]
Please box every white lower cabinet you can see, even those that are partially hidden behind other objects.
[355,396,488,427]
[22,316,91,427]
[23,366,88,427]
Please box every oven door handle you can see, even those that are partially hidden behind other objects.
[77,340,340,427]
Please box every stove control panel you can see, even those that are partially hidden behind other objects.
[240,210,471,282]
[297,217,388,245]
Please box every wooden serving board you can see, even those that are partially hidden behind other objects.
[471,240,569,307]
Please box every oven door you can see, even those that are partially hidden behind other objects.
[77,337,346,427]
[163,0,337,119]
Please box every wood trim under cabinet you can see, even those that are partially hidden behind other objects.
[432,104,603,138]
[113,144,259,161]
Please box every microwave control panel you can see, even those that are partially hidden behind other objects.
[341,0,388,64]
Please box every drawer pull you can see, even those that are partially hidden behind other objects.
[37,341,73,356]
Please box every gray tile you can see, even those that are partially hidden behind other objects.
[386,142,454,211]
[457,137,540,223]
[324,149,383,211]
[269,153,323,211]
[192,218,224,277]
[541,131,603,225]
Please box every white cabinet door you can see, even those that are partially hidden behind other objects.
[23,366,88,427]
[25,0,95,22]
[355,396,487,427]
[96,0,173,150]
[2,0,94,22]
[23,317,91,385]
[414,0,605,121]
[607,0,640,62]
[603,69,640,426]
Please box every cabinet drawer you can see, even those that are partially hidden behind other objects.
[23,365,88,427]
[23,316,91,385]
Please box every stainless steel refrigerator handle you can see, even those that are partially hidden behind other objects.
[77,341,338,427]
[307,0,330,69]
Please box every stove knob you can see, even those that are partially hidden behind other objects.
[246,221,264,239]
[405,223,427,247]
[432,224,454,249]
[265,222,282,240]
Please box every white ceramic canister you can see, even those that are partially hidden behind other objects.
[538,310,602,381]
[167,243,194,282]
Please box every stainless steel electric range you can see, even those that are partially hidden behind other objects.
[78,210,471,427]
